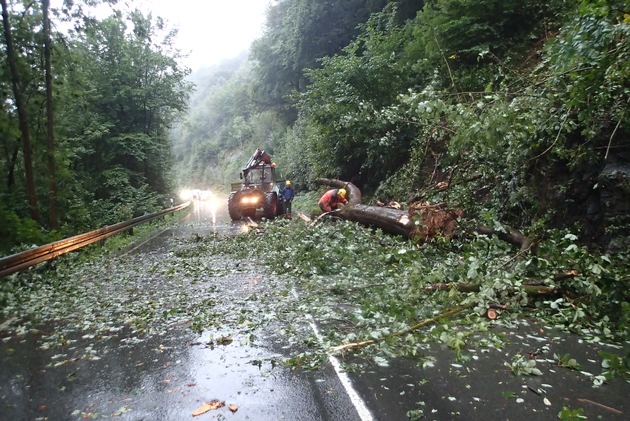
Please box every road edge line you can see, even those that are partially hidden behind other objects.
[292,288,375,421]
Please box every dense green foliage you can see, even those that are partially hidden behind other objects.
[0,0,190,254]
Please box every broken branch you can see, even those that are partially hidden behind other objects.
[475,226,535,252]
[330,303,474,354]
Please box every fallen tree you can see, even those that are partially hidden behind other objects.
[316,178,534,249]
[316,178,462,241]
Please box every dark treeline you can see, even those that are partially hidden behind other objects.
[1,0,191,254]
[174,0,629,251]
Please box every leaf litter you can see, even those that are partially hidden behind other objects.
[2,218,630,418]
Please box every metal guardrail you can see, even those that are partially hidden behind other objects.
[0,202,190,278]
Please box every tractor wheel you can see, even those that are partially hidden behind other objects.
[228,192,242,221]
[263,193,277,219]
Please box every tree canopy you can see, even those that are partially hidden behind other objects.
[0,0,191,254]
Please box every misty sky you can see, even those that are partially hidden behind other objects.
[50,0,270,70]
[142,0,270,70]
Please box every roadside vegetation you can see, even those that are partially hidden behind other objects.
[1,1,191,255]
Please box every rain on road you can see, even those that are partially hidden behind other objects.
[2,199,630,421]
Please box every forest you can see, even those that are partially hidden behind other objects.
[1,0,628,254]
[0,0,191,253]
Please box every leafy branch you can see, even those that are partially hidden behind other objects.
[329,303,474,354]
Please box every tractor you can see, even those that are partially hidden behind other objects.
[228,149,285,220]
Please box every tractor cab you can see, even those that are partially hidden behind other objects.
[228,149,284,220]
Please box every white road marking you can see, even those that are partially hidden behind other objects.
[292,289,375,421]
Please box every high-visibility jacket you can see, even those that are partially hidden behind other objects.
[318,189,348,212]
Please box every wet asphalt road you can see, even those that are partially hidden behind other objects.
[2,199,630,420]
[1,199,365,421]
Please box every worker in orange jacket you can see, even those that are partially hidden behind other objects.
[318,188,348,212]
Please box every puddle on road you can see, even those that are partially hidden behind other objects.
[1,321,327,420]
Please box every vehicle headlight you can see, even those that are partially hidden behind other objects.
[241,197,259,204]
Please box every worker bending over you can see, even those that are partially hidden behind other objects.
[318,188,348,212]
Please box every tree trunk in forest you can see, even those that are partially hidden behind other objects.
[43,0,58,229]
[1,0,39,222]
[6,139,19,190]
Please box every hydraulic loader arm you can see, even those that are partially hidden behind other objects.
[243,148,271,172]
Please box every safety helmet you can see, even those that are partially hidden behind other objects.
[338,188,347,198]
[285,180,291,186]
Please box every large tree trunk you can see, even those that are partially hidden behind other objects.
[316,179,532,249]
[43,0,58,229]
[6,138,19,190]
[339,203,417,237]
[316,178,418,238]
[1,0,39,221]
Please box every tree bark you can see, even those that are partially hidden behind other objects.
[1,0,39,221]
[339,203,417,237]
[6,138,19,190]
[475,226,534,252]
[43,0,58,229]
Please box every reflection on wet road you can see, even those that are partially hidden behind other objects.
[0,198,365,421]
